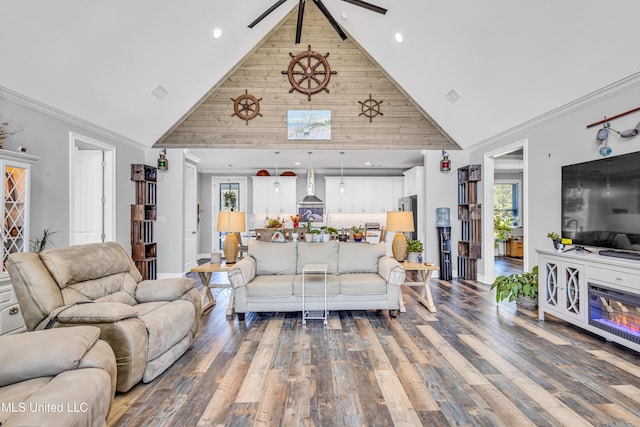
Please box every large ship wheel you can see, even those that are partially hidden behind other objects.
[282,45,337,101]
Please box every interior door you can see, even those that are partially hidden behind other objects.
[74,149,104,244]
[183,162,198,271]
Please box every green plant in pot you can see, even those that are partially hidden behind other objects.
[30,226,59,253]
[351,225,364,242]
[547,232,562,250]
[490,265,539,310]
[494,211,513,256]
[406,239,423,263]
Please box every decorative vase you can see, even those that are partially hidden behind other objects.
[338,234,348,242]
[322,234,330,243]
[407,252,420,263]
[305,234,313,243]
[353,233,363,242]
[292,232,298,242]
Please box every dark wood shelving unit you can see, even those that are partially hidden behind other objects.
[457,165,482,280]
[131,164,157,280]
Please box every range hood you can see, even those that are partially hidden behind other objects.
[298,169,324,207]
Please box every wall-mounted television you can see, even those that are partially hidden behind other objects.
[562,151,640,257]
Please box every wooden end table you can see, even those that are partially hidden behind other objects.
[401,262,439,313]
[190,262,234,316]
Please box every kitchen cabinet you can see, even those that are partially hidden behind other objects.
[403,166,424,197]
[324,176,403,214]
[252,176,297,215]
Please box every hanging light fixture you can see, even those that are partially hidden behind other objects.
[273,151,280,193]
[306,152,314,195]
[339,152,346,193]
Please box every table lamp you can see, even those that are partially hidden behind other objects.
[217,211,246,264]
[386,211,415,262]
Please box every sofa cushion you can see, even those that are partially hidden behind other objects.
[293,274,340,297]
[246,275,295,298]
[339,273,387,295]
[338,242,386,274]
[136,300,195,360]
[296,241,339,274]
[249,240,297,275]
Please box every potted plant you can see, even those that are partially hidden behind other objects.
[30,226,58,252]
[547,232,562,250]
[490,265,539,309]
[494,212,513,256]
[223,190,237,210]
[406,239,423,263]
[303,220,313,242]
[351,225,364,242]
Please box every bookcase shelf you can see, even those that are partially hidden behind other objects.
[457,165,482,280]
[131,164,157,280]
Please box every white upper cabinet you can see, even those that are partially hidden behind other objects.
[251,176,297,215]
[403,166,424,197]
[324,176,403,214]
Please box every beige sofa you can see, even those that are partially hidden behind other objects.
[6,242,202,392]
[228,240,405,318]
[0,326,116,427]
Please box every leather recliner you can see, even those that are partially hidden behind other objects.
[6,242,202,392]
[0,326,116,427]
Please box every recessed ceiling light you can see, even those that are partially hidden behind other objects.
[150,85,168,100]
[294,161,300,166]
[394,32,403,43]
[341,12,347,21]
[365,161,371,165]
[213,28,222,39]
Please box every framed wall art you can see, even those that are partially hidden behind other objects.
[287,110,331,140]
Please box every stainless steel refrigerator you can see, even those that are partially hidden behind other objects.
[398,195,418,241]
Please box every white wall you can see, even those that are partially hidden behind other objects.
[0,89,146,252]
[467,78,640,281]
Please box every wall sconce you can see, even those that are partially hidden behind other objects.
[440,150,451,172]
[157,149,169,170]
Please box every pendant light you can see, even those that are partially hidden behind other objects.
[273,151,280,193]
[306,152,314,195]
[339,152,346,193]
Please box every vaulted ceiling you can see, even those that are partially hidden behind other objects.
[2,1,640,170]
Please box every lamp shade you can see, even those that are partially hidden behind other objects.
[217,211,246,232]
[386,211,414,232]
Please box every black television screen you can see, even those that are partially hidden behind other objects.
[562,151,640,252]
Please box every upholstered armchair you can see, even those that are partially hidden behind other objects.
[6,242,202,392]
[0,326,116,427]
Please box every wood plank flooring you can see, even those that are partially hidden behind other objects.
[107,271,640,426]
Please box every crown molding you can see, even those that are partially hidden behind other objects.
[0,86,147,150]
[472,72,640,151]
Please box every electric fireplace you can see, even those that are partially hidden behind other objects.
[588,284,640,345]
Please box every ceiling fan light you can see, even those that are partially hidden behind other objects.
[213,28,222,39]
[273,180,280,193]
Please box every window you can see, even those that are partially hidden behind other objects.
[494,181,520,225]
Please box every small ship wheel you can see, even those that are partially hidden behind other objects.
[231,90,263,125]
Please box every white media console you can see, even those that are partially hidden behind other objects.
[537,248,640,353]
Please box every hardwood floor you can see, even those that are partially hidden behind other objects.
[108,271,640,426]
[494,256,524,276]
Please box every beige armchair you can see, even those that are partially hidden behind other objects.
[0,326,116,427]
[6,242,202,392]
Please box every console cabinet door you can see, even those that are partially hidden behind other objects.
[540,256,586,324]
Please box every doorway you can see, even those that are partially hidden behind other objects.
[69,132,115,245]
[483,140,529,284]
[212,177,248,252]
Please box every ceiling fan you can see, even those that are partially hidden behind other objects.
[248,0,387,44]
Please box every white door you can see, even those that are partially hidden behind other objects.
[74,149,104,244]
[184,162,198,271]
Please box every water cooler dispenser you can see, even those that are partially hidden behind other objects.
[436,208,452,281]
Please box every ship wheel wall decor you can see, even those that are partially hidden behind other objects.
[359,94,383,122]
[231,90,263,125]
[282,45,337,101]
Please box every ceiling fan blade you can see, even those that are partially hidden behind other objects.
[342,0,387,15]
[313,0,348,41]
[248,0,288,28]
[295,0,306,44]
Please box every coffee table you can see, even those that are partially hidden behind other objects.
[401,262,439,313]
[190,262,234,316]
